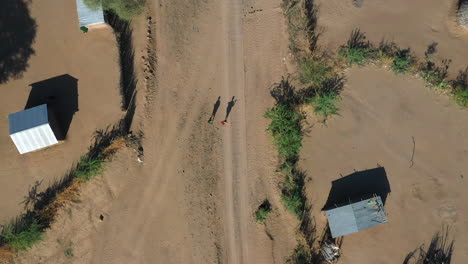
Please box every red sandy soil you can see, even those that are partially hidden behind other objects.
[7,0,468,263]
[0,1,122,225]
[316,0,468,75]
[302,66,468,263]
[13,0,298,263]
[304,2,468,262]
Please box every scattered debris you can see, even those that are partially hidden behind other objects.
[247,6,263,14]
[321,240,341,263]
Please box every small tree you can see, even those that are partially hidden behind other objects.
[84,0,145,20]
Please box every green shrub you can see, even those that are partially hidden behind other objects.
[339,28,374,65]
[281,191,304,220]
[75,155,105,181]
[264,105,304,160]
[1,221,43,251]
[422,71,451,90]
[84,0,145,20]
[377,40,399,59]
[64,247,74,258]
[308,91,340,120]
[290,243,310,264]
[420,59,451,90]
[452,67,468,107]
[281,169,305,220]
[255,200,272,223]
[453,88,468,107]
[298,57,332,85]
[391,49,416,74]
[339,47,373,66]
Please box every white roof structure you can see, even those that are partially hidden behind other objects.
[76,0,105,27]
[8,104,59,154]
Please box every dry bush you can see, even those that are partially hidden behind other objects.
[0,246,14,263]
[38,180,81,221]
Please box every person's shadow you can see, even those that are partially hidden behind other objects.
[208,96,221,123]
[223,96,237,121]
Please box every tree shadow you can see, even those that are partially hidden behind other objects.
[0,0,37,84]
[105,11,137,110]
[403,227,454,264]
[322,167,391,210]
[25,74,79,140]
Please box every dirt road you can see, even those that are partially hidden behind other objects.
[220,0,249,262]
[14,0,296,262]
[85,0,294,262]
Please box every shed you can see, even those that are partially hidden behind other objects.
[76,0,106,28]
[325,196,388,238]
[8,104,59,154]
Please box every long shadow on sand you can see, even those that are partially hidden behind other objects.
[0,0,36,84]
[25,74,79,140]
[403,227,454,264]
[322,167,391,210]
[105,12,137,110]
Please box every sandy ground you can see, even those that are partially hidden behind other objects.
[316,0,468,75]
[13,0,297,263]
[0,1,121,224]
[302,66,468,263]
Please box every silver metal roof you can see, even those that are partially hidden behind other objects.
[325,196,388,238]
[8,105,58,154]
[76,0,105,27]
[9,104,49,134]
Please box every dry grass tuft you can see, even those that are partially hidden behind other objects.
[38,180,81,222]
[101,137,126,158]
[0,246,14,263]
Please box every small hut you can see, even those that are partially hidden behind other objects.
[76,0,107,30]
[325,195,388,238]
[8,104,60,154]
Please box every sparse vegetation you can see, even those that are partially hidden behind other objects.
[338,28,468,108]
[289,243,310,264]
[298,56,333,85]
[452,67,468,107]
[338,29,373,66]
[391,48,416,74]
[308,91,340,120]
[1,221,42,251]
[84,0,145,20]
[281,165,306,219]
[255,200,272,223]
[420,59,451,90]
[74,155,105,182]
[265,104,304,160]
[64,247,74,258]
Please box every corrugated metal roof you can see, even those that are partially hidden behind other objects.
[76,0,105,27]
[9,104,49,134]
[325,196,388,238]
[10,124,59,154]
[8,104,59,154]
